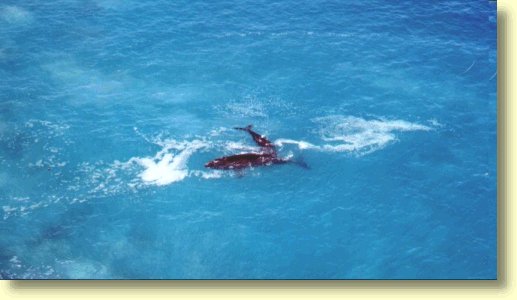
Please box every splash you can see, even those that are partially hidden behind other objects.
[131,140,207,186]
[275,116,432,155]
[275,139,318,150]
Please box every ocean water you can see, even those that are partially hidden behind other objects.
[0,0,496,279]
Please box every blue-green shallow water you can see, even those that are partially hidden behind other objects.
[0,0,496,279]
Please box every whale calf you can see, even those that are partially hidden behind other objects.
[205,125,306,170]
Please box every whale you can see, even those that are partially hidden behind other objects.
[204,125,307,170]
[204,152,288,170]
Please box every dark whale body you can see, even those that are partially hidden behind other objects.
[204,152,287,170]
[205,125,292,170]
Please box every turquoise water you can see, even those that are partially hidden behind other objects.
[0,0,496,279]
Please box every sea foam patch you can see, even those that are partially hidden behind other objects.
[133,141,205,186]
[126,139,208,186]
[315,115,432,154]
[275,115,432,155]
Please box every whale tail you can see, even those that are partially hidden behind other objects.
[234,125,253,131]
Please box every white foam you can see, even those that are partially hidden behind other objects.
[275,139,319,150]
[200,171,223,179]
[428,119,443,127]
[131,139,207,186]
[315,116,431,154]
[274,116,432,156]
[190,170,224,179]
[225,141,258,152]
[136,153,187,185]
[3,206,17,213]
[2,199,47,220]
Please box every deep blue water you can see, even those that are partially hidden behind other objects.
[0,0,496,279]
